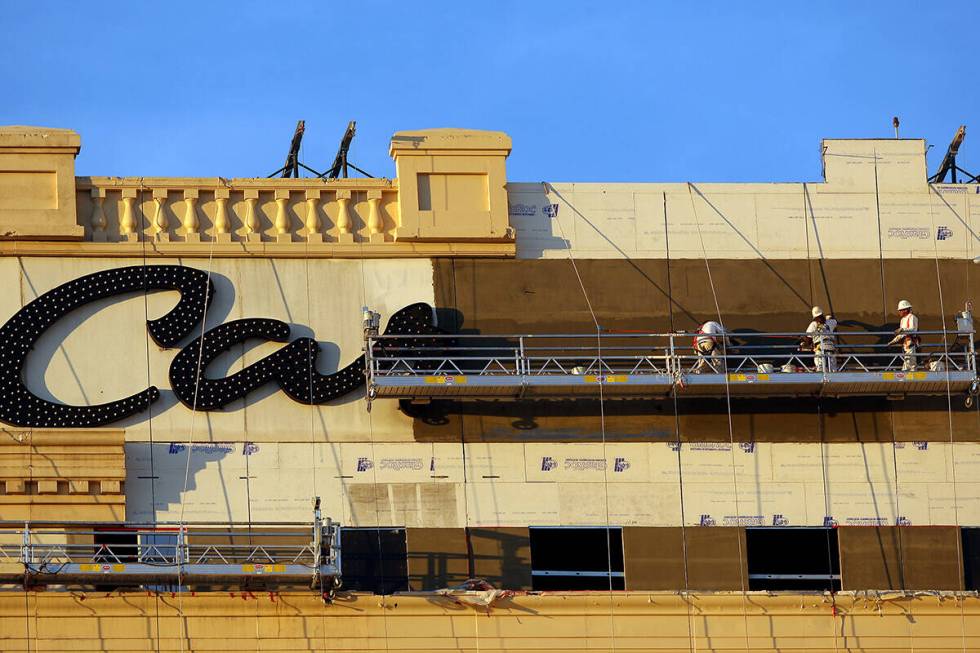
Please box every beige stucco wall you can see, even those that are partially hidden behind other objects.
[2,591,979,652]
[0,126,83,240]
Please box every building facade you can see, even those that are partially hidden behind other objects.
[0,124,979,650]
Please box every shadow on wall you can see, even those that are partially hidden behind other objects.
[541,184,700,327]
[17,268,366,429]
[506,185,572,258]
[20,267,235,423]
[424,176,980,441]
[408,528,532,591]
[402,391,977,444]
[509,183,976,330]
[689,183,812,312]
[400,296,977,443]
[126,442,239,523]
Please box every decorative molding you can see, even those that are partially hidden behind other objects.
[0,428,125,521]
[2,127,518,254]
[0,239,516,258]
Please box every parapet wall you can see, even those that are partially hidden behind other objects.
[0,127,515,258]
[3,126,978,262]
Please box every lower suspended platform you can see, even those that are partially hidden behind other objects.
[0,521,341,589]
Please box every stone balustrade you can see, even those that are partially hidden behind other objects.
[0,126,516,258]
[77,177,398,246]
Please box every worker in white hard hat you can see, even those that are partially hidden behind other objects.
[691,320,725,373]
[888,300,920,371]
[804,306,838,373]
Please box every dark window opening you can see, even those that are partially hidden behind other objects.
[340,528,408,595]
[94,528,138,563]
[529,527,624,590]
[962,528,980,590]
[91,528,139,592]
[747,527,840,591]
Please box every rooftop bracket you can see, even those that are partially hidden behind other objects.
[929,125,979,183]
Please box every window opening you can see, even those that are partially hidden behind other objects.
[961,528,980,590]
[340,527,408,595]
[529,527,624,590]
[94,527,138,563]
[746,527,839,591]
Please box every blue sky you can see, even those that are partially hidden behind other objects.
[2,2,977,182]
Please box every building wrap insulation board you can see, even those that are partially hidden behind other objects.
[126,440,980,527]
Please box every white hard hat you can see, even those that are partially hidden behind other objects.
[897,299,912,311]
[811,306,824,318]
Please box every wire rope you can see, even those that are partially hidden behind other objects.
[134,181,168,653]
[662,190,699,653]
[869,151,916,653]
[802,181,843,652]
[687,183,752,652]
[544,182,618,651]
[299,160,331,647]
[927,182,968,653]
[446,259,482,648]
[172,180,222,653]
[356,256,392,653]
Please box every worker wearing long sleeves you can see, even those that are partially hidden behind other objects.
[888,300,919,371]
[805,306,838,373]
[691,320,725,373]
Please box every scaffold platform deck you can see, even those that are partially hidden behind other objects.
[365,329,978,401]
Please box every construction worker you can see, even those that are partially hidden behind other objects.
[691,320,725,373]
[888,299,920,371]
[804,306,838,373]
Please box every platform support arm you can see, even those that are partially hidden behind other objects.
[21,522,31,565]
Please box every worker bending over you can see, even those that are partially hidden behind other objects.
[804,306,838,372]
[888,299,919,371]
[692,320,725,373]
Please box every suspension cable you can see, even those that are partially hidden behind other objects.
[546,182,618,653]
[300,180,331,646]
[134,181,167,653]
[356,257,392,653]
[927,183,968,653]
[869,151,915,653]
[173,180,221,653]
[687,183,751,652]
[663,190,698,653]
[803,181,842,650]
[445,259,482,649]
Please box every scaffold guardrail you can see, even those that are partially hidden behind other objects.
[364,329,978,401]
[0,520,341,589]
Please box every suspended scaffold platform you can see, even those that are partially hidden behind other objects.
[0,520,341,589]
[364,328,978,402]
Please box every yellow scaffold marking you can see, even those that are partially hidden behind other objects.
[882,371,927,381]
[423,375,468,385]
[79,564,126,573]
[728,373,769,382]
[242,564,286,573]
